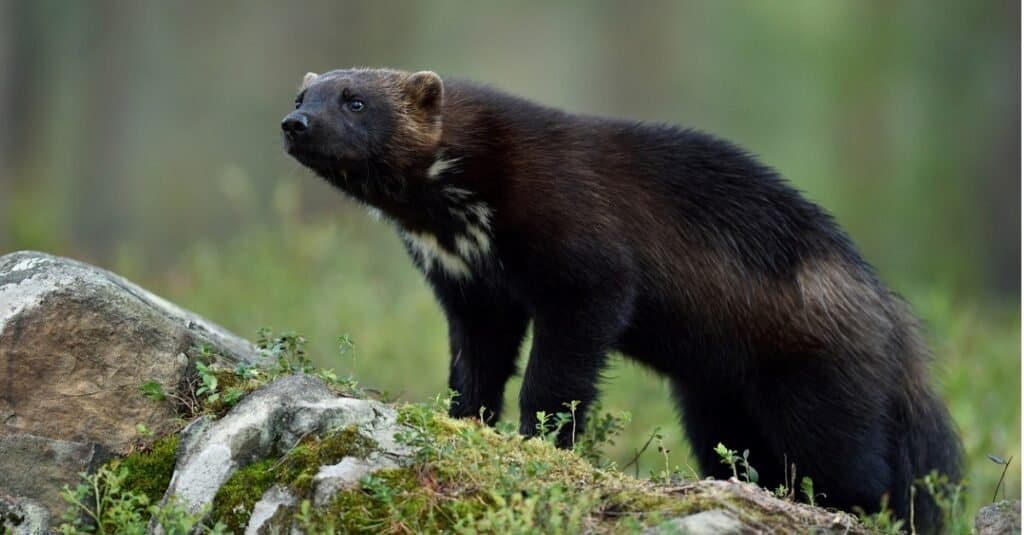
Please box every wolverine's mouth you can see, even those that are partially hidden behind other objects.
[284,141,353,185]
[285,140,337,167]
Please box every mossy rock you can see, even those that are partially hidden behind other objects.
[211,426,378,533]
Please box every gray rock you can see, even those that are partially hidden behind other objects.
[312,455,400,506]
[246,485,296,535]
[0,434,111,522]
[976,500,1021,535]
[0,492,51,535]
[0,251,264,450]
[647,509,751,535]
[0,251,265,528]
[162,374,410,516]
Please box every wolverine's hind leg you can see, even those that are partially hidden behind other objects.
[670,379,785,488]
[751,360,895,514]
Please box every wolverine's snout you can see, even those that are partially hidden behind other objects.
[281,111,310,139]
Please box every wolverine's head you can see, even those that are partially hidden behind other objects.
[282,68,444,190]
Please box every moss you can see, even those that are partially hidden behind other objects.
[212,369,242,391]
[296,408,672,533]
[308,406,772,533]
[197,398,858,533]
[210,425,378,531]
[111,434,180,504]
[193,402,695,533]
[309,468,425,533]
[212,458,278,532]
[273,425,378,496]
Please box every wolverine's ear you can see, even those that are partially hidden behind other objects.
[301,72,319,89]
[404,71,444,115]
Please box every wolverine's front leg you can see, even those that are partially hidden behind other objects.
[518,282,635,448]
[429,277,529,423]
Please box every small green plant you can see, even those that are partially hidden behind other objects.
[294,499,336,535]
[394,391,458,464]
[648,431,691,485]
[774,458,797,500]
[138,381,166,402]
[917,470,969,534]
[452,484,601,535]
[337,333,355,357]
[854,494,904,534]
[193,360,220,404]
[714,443,758,484]
[573,404,631,467]
[140,329,364,419]
[258,327,314,374]
[622,426,660,478]
[800,476,816,507]
[58,465,226,534]
[988,454,1013,502]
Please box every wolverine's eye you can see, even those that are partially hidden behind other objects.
[347,99,365,112]
[294,92,304,109]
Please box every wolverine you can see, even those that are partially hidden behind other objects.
[281,67,961,532]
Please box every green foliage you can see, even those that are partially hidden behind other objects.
[258,327,315,375]
[533,409,573,445]
[58,465,227,534]
[193,360,220,404]
[573,405,631,468]
[714,443,758,484]
[528,402,632,469]
[452,484,602,535]
[917,470,970,535]
[988,454,1013,502]
[855,494,905,535]
[800,477,816,508]
[138,381,165,402]
[141,328,364,419]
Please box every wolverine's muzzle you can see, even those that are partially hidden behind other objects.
[281,111,310,140]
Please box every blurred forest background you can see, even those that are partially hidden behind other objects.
[0,0,1019,519]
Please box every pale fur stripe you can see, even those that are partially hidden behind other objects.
[427,156,461,180]
[402,231,472,279]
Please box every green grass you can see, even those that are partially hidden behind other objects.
[113,210,1020,526]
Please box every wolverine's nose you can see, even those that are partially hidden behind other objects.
[281,112,310,137]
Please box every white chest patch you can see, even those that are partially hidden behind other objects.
[401,200,494,280]
[402,231,471,278]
